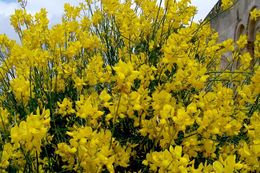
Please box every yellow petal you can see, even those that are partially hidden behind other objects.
[175,146,182,158]
[213,161,223,173]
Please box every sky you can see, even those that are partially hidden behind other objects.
[0,0,219,41]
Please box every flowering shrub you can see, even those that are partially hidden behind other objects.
[0,0,259,172]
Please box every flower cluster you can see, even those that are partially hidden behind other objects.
[56,127,130,172]
[0,0,259,172]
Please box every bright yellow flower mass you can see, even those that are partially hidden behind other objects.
[0,0,259,172]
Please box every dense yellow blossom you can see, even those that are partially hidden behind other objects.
[0,107,9,131]
[56,126,130,172]
[0,0,259,172]
[10,108,50,153]
[57,97,75,116]
[10,76,33,105]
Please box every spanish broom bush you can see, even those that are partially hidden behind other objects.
[0,0,259,172]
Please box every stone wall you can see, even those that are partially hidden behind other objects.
[209,0,260,42]
[208,0,260,68]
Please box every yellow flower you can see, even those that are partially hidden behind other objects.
[76,94,103,126]
[144,145,190,172]
[100,90,111,102]
[250,8,260,21]
[64,3,81,20]
[10,76,33,106]
[251,68,260,94]
[213,161,223,173]
[56,127,130,172]
[236,35,247,49]
[10,108,50,154]
[213,155,243,173]
[57,98,75,116]
[0,107,9,130]
[0,0,260,171]
[114,60,139,93]
[73,76,85,91]
[0,143,13,169]
[221,0,234,10]
[160,104,174,119]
